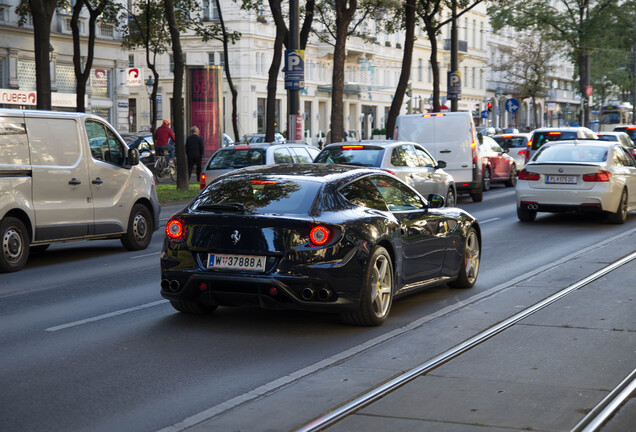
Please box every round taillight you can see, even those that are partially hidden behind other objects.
[166,219,185,241]
[310,226,330,246]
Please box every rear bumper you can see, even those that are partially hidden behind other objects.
[518,201,604,213]
[456,181,482,194]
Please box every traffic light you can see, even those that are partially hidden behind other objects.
[487,102,492,112]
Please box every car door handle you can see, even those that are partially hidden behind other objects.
[440,150,451,153]
[92,178,103,185]
[68,178,81,186]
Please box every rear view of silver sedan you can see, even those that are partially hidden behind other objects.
[314,140,457,206]
[516,141,636,223]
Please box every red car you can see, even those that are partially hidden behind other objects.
[479,135,517,190]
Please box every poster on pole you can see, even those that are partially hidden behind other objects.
[187,66,223,159]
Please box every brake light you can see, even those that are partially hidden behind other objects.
[422,114,444,117]
[342,145,364,150]
[627,126,636,130]
[250,180,277,184]
[518,169,540,180]
[518,150,527,156]
[501,135,513,139]
[471,140,477,164]
[548,132,562,135]
[582,170,611,182]
[166,219,185,241]
[309,226,330,246]
[525,140,532,163]
[199,173,206,190]
[233,146,250,149]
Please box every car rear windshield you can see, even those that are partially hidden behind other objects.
[314,146,384,167]
[534,145,608,163]
[532,131,578,150]
[493,136,527,149]
[192,176,321,214]
[207,148,266,169]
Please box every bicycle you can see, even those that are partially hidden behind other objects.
[153,152,177,182]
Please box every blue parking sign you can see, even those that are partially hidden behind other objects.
[285,50,305,90]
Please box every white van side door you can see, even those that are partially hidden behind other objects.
[26,116,93,241]
[435,115,473,183]
[84,119,134,235]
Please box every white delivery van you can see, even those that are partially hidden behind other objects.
[395,112,483,202]
[0,109,161,272]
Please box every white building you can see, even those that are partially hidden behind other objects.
[0,1,131,129]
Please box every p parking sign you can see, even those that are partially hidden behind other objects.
[285,50,305,90]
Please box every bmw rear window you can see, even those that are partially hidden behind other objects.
[314,146,385,167]
[193,175,321,214]
[207,148,266,169]
[534,145,608,163]
[532,132,578,150]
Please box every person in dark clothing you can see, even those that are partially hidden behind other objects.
[185,126,204,181]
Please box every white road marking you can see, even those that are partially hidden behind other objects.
[480,217,501,224]
[131,252,161,259]
[45,300,168,332]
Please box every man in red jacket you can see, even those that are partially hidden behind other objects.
[155,119,175,160]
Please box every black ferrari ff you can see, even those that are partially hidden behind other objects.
[160,164,481,326]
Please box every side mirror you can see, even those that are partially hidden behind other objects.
[435,160,447,169]
[128,148,140,166]
[427,193,445,209]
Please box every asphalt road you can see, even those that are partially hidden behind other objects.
[1,185,634,432]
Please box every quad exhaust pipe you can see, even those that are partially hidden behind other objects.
[301,287,333,301]
[527,203,539,210]
[161,279,181,292]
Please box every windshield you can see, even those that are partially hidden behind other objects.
[493,136,527,149]
[532,131,578,150]
[207,148,266,169]
[314,147,385,167]
[534,145,608,163]
[192,175,321,214]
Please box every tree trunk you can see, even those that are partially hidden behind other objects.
[386,0,416,139]
[164,0,188,190]
[429,35,441,113]
[330,0,357,144]
[266,0,287,142]
[215,0,239,141]
[28,0,57,110]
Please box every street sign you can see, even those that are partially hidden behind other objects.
[505,98,519,113]
[285,50,305,90]
[447,71,462,101]
[481,110,489,119]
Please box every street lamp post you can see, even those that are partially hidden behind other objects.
[146,76,154,132]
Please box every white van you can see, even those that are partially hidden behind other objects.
[0,109,160,272]
[395,112,483,201]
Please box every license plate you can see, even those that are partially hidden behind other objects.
[545,175,577,184]
[207,254,266,271]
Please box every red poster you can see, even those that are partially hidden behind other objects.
[189,68,222,159]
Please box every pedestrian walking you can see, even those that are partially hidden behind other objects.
[155,119,176,160]
[185,125,205,181]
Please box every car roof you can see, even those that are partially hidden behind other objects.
[492,133,531,138]
[540,139,613,148]
[532,126,593,132]
[321,140,420,149]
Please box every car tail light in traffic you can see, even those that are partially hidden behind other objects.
[518,169,540,181]
[342,145,363,150]
[525,140,532,163]
[501,135,513,139]
[518,150,527,156]
[471,140,478,164]
[548,132,562,135]
[582,170,611,182]
[233,146,250,149]
[309,226,330,246]
[199,173,206,190]
[166,219,185,241]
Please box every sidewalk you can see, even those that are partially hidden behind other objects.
[174,228,636,432]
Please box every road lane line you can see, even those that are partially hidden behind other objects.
[480,217,501,224]
[45,300,168,332]
[131,252,161,259]
[156,226,636,432]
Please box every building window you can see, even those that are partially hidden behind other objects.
[472,20,476,48]
[472,67,476,88]
[218,52,225,66]
[128,54,134,67]
[0,6,8,22]
[169,54,174,73]
[208,52,215,65]
[418,58,423,82]
[257,98,266,132]
[201,0,219,21]
[480,22,484,49]
[100,24,114,38]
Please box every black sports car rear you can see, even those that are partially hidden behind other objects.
[160,164,481,326]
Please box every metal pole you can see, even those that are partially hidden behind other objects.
[450,0,458,112]
[287,0,300,140]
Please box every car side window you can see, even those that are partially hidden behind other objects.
[369,175,424,211]
[273,147,294,163]
[391,146,408,166]
[86,120,125,166]
[340,178,389,211]
[618,147,636,167]
[289,147,312,163]
[414,146,435,167]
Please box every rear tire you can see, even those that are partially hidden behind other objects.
[0,217,29,273]
[121,204,153,250]
[170,300,218,314]
[445,188,456,207]
[470,187,483,203]
[607,189,628,224]
[505,165,517,187]
[517,206,537,222]
[449,227,480,288]
[482,167,491,191]
[342,246,393,326]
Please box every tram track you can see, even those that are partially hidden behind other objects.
[296,250,636,432]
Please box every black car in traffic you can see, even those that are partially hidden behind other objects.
[160,164,481,326]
